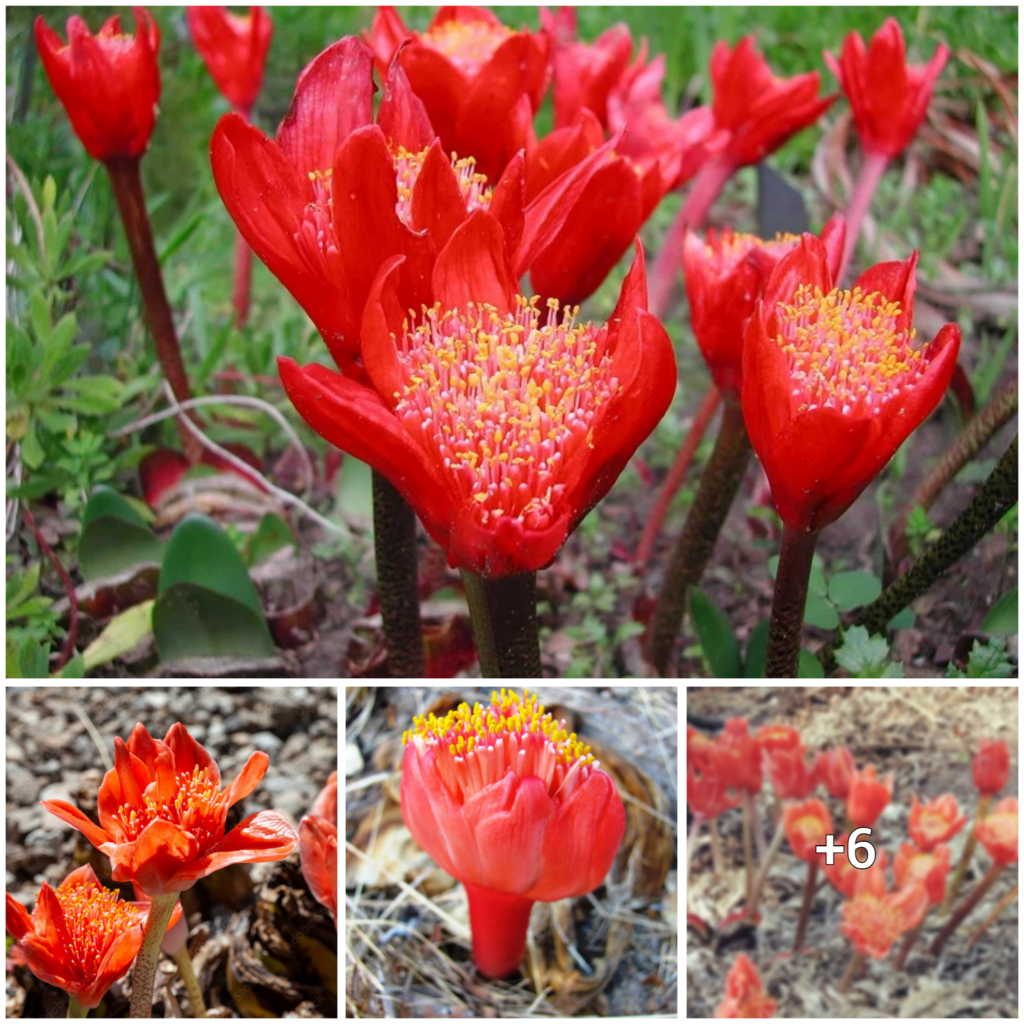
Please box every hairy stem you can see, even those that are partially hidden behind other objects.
[648,154,737,318]
[766,526,820,678]
[838,151,889,282]
[635,386,722,570]
[649,400,752,675]
[820,438,1017,673]
[929,861,1005,956]
[372,471,425,677]
[461,570,541,678]
[105,158,199,462]
[128,892,178,1018]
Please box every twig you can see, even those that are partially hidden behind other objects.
[619,790,678,830]
[22,505,78,671]
[71,703,114,771]
[161,383,346,536]
[111,390,315,492]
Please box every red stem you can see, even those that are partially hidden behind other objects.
[22,505,78,671]
[838,151,889,283]
[648,154,737,319]
[766,525,820,678]
[635,386,722,570]
[232,230,253,329]
[463,882,535,978]
[929,862,1005,956]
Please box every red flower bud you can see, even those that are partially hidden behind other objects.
[762,744,819,801]
[893,842,951,905]
[35,8,161,162]
[783,799,833,862]
[847,766,894,828]
[907,793,966,852]
[688,764,741,821]
[715,953,776,1018]
[975,797,1018,866]
[972,739,1010,797]
[823,836,888,899]
[814,746,856,800]
[187,5,273,113]
[712,718,763,794]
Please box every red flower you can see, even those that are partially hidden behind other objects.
[974,796,1018,866]
[742,234,960,533]
[299,816,338,922]
[35,8,161,162]
[708,36,836,168]
[824,835,888,898]
[41,723,298,896]
[688,764,741,821]
[972,738,1010,797]
[783,799,833,862]
[715,953,776,1018]
[687,725,718,773]
[907,793,966,852]
[279,214,675,578]
[825,18,949,159]
[763,744,819,801]
[711,718,763,794]
[841,883,929,959]
[367,6,550,183]
[754,723,802,752]
[846,765,894,828]
[814,746,856,800]
[187,6,273,113]
[5,865,182,1009]
[400,689,624,977]
[893,842,952,905]
[682,218,844,400]
[310,769,338,825]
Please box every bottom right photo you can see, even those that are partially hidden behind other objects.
[686,685,1018,1018]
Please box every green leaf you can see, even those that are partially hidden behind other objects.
[245,513,297,567]
[39,313,78,382]
[57,655,85,678]
[54,375,125,415]
[336,456,373,530]
[690,589,742,678]
[82,486,152,529]
[59,250,112,280]
[8,637,51,679]
[79,486,164,582]
[947,638,1015,678]
[798,650,825,678]
[21,415,46,469]
[828,571,883,611]
[887,607,915,631]
[82,601,154,673]
[153,583,275,662]
[834,625,892,678]
[7,562,42,613]
[808,562,828,598]
[744,619,769,678]
[981,588,1018,636]
[767,554,780,580]
[804,594,840,629]
[29,288,51,343]
[160,513,264,616]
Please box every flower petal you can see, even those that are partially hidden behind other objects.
[40,799,113,850]
[164,723,221,787]
[225,751,270,809]
[432,210,515,316]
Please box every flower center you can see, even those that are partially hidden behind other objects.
[392,297,619,530]
[391,145,492,226]
[53,879,142,976]
[775,284,925,416]
[403,688,597,803]
[705,229,801,272]
[421,19,513,75]
[113,765,230,854]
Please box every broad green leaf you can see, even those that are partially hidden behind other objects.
[82,486,152,529]
[981,588,1017,636]
[828,571,883,611]
[153,583,275,663]
[82,601,154,673]
[690,589,742,679]
[946,638,1014,679]
[336,456,373,529]
[744,619,769,678]
[79,518,165,581]
[245,513,297,567]
[39,313,77,382]
[834,625,891,678]
[887,607,915,631]
[21,415,46,469]
[804,595,840,630]
[798,650,825,678]
[29,288,51,342]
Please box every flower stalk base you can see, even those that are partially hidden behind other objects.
[372,471,425,677]
[649,400,752,675]
[67,996,88,1019]
[464,883,535,979]
[766,526,820,678]
[170,945,207,1018]
[105,158,199,462]
[461,570,542,678]
[128,892,178,1018]
[792,860,818,953]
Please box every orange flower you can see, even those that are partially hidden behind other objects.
[907,794,966,852]
[715,953,776,1018]
[847,765,893,828]
[893,842,952,905]
[711,718,763,794]
[762,745,818,801]
[299,816,338,922]
[41,723,298,896]
[309,769,338,825]
[814,746,856,800]
[5,865,182,1009]
[972,739,1011,797]
[688,764,741,821]
[823,836,888,898]
[754,723,802,753]
[783,799,833,862]
[975,797,1018,866]
[841,883,928,959]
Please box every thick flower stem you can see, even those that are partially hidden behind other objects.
[820,438,1018,674]
[649,154,737,319]
[67,996,88,1019]
[838,151,889,282]
[929,862,1005,956]
[838,950,866,994]
[741,796,755,911]
[104,158,200,462]
[129,892,178,1018]
[766,526,820,678]
[649,400,752,675]
[635,386,722,570]
[967,881,1018,949]
[170,946,207,1018]
[893,910,930,970]
[889,376,1018,566]
[372,471,425,677]
[792,860,818,953]
[461,570,542,678]
[940,796,993,916]
[463,883,535,978]
[232,231,252,329]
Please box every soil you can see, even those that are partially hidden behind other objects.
[685,685,1018,1018]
